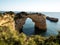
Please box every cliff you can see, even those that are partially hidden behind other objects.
[0,14,15,31]
[0,11,47,34]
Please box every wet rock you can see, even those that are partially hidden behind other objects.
[35,26,46,34]
[46,16,58,22]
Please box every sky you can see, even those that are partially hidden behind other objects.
[0,0,60,12]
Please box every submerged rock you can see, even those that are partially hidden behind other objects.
[46,16,58,22]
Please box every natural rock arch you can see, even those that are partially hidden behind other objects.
[15,12,46,34]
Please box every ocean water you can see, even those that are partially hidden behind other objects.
[41,12,60,36]
[23,18,35,35]
[23,12,60,36]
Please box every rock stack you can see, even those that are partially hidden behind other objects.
[46,16,58,22]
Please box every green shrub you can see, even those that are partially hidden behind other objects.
[0,26,60,45]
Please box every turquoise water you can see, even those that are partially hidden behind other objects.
[23,12,60,36]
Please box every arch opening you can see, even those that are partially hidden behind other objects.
[22,18,35,35]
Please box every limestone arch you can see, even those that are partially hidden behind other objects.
[15,14,46,34]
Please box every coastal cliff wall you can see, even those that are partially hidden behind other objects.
[0,14,15,31]
[15,18,27,33]
[0,12,47,34]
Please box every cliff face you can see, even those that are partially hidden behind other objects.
[0,14,15,31]
[15,17,27,33]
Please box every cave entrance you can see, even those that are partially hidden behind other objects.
[23,18,35,35]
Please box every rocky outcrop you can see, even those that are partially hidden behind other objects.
[14,12,47,34]
[46,16,58,22]
[14,12,28,33]
[3,11,15,15]
[15,18,27,33]
[0,12,47,34]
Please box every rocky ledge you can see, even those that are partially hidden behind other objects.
[46,16,58,22]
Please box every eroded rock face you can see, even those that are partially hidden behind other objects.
[0,14,15,31]
[14,12,28,33]
[15,18,27,33]
[27,14,46,34]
